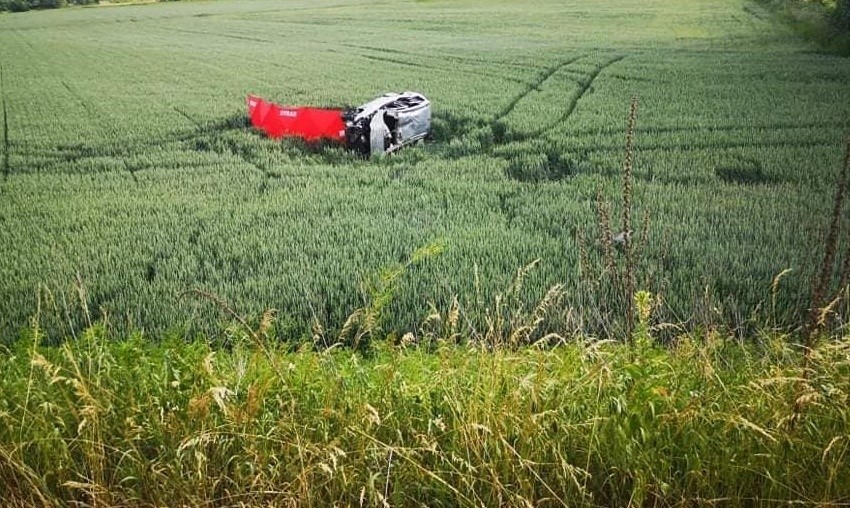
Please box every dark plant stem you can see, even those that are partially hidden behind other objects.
[806,136,850,349]
[595,189,614,276]
[622,97,638,342]
[794,136,850,430]
[836,140,850,295]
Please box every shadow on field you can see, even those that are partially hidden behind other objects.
[714,157,775,185]
[504,150,591,183]
[429,110,488,143]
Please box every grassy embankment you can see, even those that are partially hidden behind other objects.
[2,318,850,507]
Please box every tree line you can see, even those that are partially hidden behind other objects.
[758,0,850,31]
[1,0,95,12]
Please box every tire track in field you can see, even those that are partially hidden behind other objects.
[60,79,136,179]
[340,43,540,71]
[19,29,110,131]
[742,3,770,22]
[61,81,102,123]
[218,143,278,181]
[499,54,625,143]
[61,79,140,182]
[12,30,36,52]
[345,51,529,86]
[8,93,238,174]
[358,54,421,68]
[175,106,277,181]
[169,27,274,44]
[606,72,665,84]
[493,55,585,125]
[558,55,625,125]
[173,106,203,129]
[329,44,539,85]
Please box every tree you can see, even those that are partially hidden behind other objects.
[7,0,31,11]
[835,0,850,29]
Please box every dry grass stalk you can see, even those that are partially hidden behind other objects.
[181,288,259,343]
[770,268,793,328]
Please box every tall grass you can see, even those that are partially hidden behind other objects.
[1,319,849,507]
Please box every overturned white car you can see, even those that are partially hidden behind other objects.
[342,92,432,157]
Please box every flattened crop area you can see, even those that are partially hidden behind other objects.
[0,0,848,338]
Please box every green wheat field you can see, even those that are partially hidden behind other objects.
[1,0,849,339]
[1,0,850,505]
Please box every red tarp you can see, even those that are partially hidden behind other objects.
[247,95,346,143]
